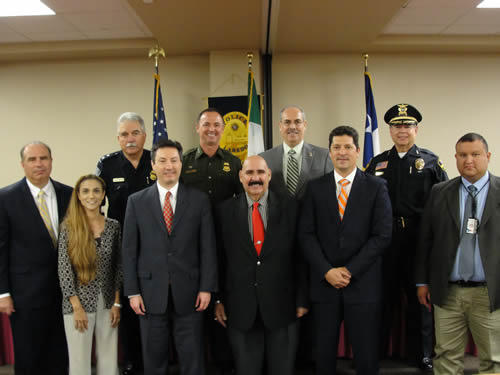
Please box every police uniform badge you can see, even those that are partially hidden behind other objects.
[438,159,446,171]
[415,158,425,171]
[397,104,408,117]
[150,170,157,181]
[223,162,231,172]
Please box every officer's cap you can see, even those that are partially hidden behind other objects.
[384,103,422,126]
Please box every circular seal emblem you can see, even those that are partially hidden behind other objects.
[150,170,157,181]
[415,158,425,171]
[220,111,249,162]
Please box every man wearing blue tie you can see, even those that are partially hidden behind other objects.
[417,133,500,375]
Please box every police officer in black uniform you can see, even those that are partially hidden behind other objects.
[96,112,154,375]
[365,104,448,371]
[181,108,242,375]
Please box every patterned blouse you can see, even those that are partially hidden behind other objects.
[58,218,123,314]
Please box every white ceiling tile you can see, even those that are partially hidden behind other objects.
[24,31,88,41]
[382,24,447,34]
[2,15,77,33]
[83,29,147,39]
[63,11,140,31]
[41,0,125,13]
[390,7,469,25]
[454,9,500,24]
[443,23,500,34]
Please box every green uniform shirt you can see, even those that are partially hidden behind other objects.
[181,146,243,207]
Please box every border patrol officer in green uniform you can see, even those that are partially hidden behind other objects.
[96,112,154,375]
[181,108,242,375]
[365,104,448,371]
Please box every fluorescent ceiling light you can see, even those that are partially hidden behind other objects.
[0,0,55,17]
[477,0,500,8]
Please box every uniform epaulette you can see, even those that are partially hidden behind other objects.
[98,150,121,162]
[183,148,197,156]
[417,147,437,157]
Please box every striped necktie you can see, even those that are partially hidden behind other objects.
[338,179,350,220]
[37,190,57,246]
[286,149,299,195]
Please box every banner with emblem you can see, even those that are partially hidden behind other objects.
[208,95,258,163]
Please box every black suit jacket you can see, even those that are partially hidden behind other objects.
[0,178,72,308]
[299,169,392,303]
[216,192,307,332]
[122,182,218,315]
[416,175,500,312]
[260,142,333,200]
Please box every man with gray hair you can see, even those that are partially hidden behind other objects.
[96,112,153,375]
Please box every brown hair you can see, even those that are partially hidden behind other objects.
[62,174,106,285]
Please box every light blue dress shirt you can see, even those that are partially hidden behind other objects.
[449,171,490,282]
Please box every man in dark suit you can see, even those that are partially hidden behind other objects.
[214,155,308,375]
[416,133,500,375]
[122,138,218,375]
[299,126,392,375]
[0,141,72,375]
[260,105,332,200]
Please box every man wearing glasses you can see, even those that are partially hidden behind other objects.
[365,104,448,371]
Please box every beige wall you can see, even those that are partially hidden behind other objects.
[2,51,500,188]
[273,52,500,178]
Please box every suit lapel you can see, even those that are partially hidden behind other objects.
[297,142,312,194]
[323,172,342,225]
[480,175,500,227]
[147,184,169,237]
[171,183,188,234]
[52,179,67,223]
[445,179,461,230]
[235,194,256,258]
[259,192,279,257]
[341,169,363,225]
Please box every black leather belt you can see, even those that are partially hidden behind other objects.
[449,280,486,287]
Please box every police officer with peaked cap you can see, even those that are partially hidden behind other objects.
[365,103,448,371]
[96,112,154,375]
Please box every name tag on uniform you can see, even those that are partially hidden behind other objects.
[466,218,478,234]
[113,177,125,182]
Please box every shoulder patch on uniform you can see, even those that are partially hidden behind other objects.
[438,159,446,171]
[376,161,388,170]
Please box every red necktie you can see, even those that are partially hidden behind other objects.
[163,191,174,234]
[252,202,265,256]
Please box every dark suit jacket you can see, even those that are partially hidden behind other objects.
[299,169,392,303]
[260,142,333,200]
[416,174,500,312]
[122,182,218,316]
[216,192,308,332]
[0,178,72,308]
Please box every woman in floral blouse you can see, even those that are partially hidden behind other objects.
[58,174,122,375]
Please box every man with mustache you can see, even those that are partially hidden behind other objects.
[365,104,447,370]
[96,112,154,375]
[214,155,307,375]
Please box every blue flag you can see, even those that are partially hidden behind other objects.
[152,66,168,145]
[363,72,380,168]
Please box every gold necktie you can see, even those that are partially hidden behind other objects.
[37,190,57,246]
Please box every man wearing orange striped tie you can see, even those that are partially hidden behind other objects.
[299,126,392,375]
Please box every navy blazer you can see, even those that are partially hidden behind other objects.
[0,178,72,308]
[122,182,217,315]
[299,169,392,303]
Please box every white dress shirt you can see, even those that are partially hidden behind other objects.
[157,182,179,213]
[282,141,304,182]
[334,168,357,198]
[26,178,59,238]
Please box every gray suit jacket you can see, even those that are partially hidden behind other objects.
[260,142,333,199]
[122,182,217,315]
[416,174,500,312]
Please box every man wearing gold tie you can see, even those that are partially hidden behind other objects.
[0,141,72,375]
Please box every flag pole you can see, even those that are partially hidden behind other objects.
[363,53,369,73]
[247,52,253,71]
[148,44,165,68]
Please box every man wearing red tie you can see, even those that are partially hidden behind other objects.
[214,155,308,375]
[299,126,392,375]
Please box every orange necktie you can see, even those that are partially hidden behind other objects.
[338,179,350,220]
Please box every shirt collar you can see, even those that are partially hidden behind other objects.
[283,141,304,157]
[461,171,489,190]
[333,168,357,185]
[245,190,269,208]
[157,181,179,199]
[26,178,54,198]
[195,146,223,159]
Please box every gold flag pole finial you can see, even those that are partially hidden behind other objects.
[149,44,165,68]
[363,53,369,72]
[247,52,253,70]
